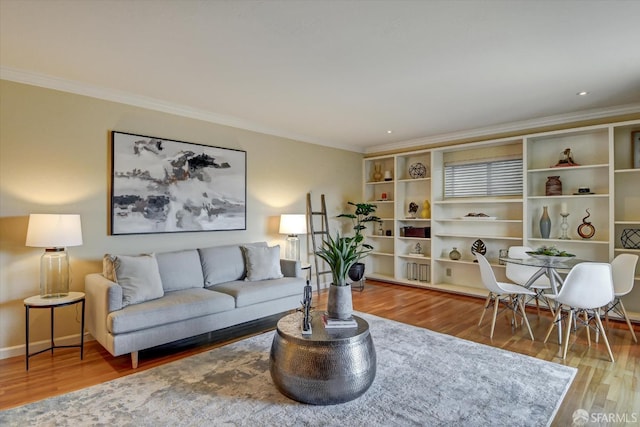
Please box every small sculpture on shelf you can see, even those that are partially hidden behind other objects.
[577,209,596,239]
[300,281,313,335]
[409,162,428,179]
[408,202,419,219]
[553,147,579,167]
[471,239,487,262]
[372,163,383,182]
[449,247,461,260]
[420,200,431,219]
[412,243,423,256]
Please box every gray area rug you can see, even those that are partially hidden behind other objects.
[1,312,576,426]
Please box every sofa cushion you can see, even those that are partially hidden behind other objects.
[107,288,235,334]
[199,242,267,286]
[210,277,305,308]
[156,249,204,291]
[104,253,164,307]
[241,245,284,281]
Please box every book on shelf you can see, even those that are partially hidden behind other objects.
[322,314,357,328]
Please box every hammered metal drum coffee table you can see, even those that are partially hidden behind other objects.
[270,312,376,405]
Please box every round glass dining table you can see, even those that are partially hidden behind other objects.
[499,256,586,344]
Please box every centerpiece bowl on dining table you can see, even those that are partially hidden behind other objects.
[526,250,576,264]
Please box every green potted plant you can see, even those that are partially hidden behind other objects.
[338,202,381,282]
[316,231,371,319]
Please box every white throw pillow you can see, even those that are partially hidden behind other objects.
[241,245,284,282]
[104,253,164,307]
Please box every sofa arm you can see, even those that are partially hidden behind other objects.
[85,273,123,349]
[280,259,302,278]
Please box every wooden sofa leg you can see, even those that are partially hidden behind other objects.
[131,351,139,369]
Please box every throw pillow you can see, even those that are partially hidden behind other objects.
[104,253,165,307]
[241,245,284,282]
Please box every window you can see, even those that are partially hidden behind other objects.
[444,158,523,198]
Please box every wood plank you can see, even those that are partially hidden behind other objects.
[1,281,638,425]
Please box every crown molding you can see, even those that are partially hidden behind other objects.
[0,66,364,153]
[3,66,638,156]
[365,103,640,154]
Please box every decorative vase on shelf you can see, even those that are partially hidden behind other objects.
[540,206,551,239]
[421,200,431,219]
[545,176,562,196]
[372,163,383,182]
[449,247,461,260]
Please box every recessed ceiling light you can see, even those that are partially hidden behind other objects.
[386,130,393,134]
[577,91,589,96]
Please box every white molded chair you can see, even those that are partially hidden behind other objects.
[605,254,638,343]
[476,253,535,340]
[506,246,555,316]
[543,262,615,362]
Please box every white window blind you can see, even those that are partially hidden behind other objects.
[444,159,523,198]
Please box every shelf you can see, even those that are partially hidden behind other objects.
[614,248,640,253]
[614,168,640,174]
[397,177,431,183]
[615,221,640,225]
[435,233,522,241]
[370,251,394,257]
[528,238,610,245]
[435,258,505,268]
[398,218,431,222]
[369,200,394,204]
[433,198,522,205]
[365,181,394,185]
[527,194,609,200]
[398,254,431,260]
[368,235,394,239]
[398,236,431,241]
[527,164,609,173]
[436,218,522,223]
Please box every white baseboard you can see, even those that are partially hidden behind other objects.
[0,333,93,360]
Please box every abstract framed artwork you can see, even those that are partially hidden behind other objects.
[110,131,246,235]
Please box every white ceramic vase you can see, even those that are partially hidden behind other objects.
[327,284,353,320]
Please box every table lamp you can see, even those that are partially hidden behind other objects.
[279,214,307,261]
[26,214,83,298]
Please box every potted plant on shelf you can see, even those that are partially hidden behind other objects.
[338,201,382,282]
[316,231,372,319]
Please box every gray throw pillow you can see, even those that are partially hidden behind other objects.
[241,245,284,282]
[105,253,164,307]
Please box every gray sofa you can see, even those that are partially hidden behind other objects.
[85,242,305,368]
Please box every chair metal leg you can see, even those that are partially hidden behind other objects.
[594,313,615,362]
[583,310,591,347]
[619,300,638,343]
[544,306,562,343]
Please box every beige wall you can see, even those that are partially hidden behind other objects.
[0,80,363,357]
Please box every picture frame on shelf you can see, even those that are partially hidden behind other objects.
[633,131,640,169]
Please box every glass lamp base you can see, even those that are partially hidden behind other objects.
[285,235,300,261]
[40,248,70,298]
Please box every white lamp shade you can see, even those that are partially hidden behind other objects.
[279,214,307,235]
[26,214,83,248]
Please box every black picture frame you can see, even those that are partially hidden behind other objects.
[633,130,640,169]
[110,131,246,235]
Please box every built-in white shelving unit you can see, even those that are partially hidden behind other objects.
[362,119,640,312]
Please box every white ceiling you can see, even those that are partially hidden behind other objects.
[2,0,640,153]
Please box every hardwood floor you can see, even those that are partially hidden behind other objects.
[1,281,638,425]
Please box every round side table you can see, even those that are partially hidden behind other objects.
[270,311,376,405]
[24,291,85,370]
